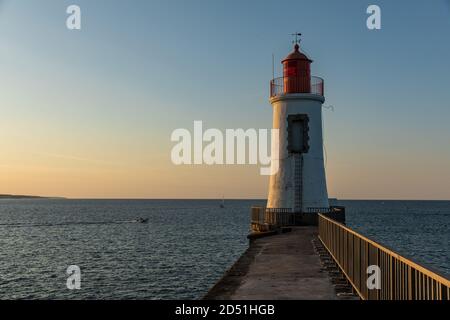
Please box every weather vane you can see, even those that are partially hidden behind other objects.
[291,32,302,45]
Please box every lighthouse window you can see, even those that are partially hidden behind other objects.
[287,115,309,154]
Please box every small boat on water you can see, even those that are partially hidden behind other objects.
[220,197,225,208]
[134,217,148,223]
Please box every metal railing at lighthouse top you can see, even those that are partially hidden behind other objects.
[270,76,324,98]
[318,214,450,300]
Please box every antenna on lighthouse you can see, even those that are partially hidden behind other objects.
[272,53,275,80]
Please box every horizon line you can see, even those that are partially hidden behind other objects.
[2,195,450,202]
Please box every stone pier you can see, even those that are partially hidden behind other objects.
[205,227,346,300]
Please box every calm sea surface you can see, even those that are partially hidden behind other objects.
[0,199,448,299]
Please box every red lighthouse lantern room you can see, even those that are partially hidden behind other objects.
[282,43,312,94]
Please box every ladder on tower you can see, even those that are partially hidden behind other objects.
[294,154,303,213]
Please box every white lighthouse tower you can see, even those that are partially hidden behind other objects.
[267,37,329,214]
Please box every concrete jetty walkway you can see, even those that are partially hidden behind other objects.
[205,227,338,300]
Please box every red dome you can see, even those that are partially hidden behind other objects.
[282,44,312,63]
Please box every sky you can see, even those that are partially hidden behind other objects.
[0,0,449,199]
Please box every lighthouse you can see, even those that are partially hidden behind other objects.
[267,37,329,214]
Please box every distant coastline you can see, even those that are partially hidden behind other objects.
[0,194,65,199]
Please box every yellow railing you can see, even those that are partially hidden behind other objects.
[318,214,450,300]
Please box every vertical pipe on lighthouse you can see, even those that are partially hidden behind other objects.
[267,42,329,213]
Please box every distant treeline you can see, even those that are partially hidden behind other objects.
[0,194,62,199]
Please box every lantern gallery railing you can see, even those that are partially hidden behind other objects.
[318,214,450,300]
[270,76,324,98]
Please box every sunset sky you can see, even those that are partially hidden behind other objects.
[1,0,450,199]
